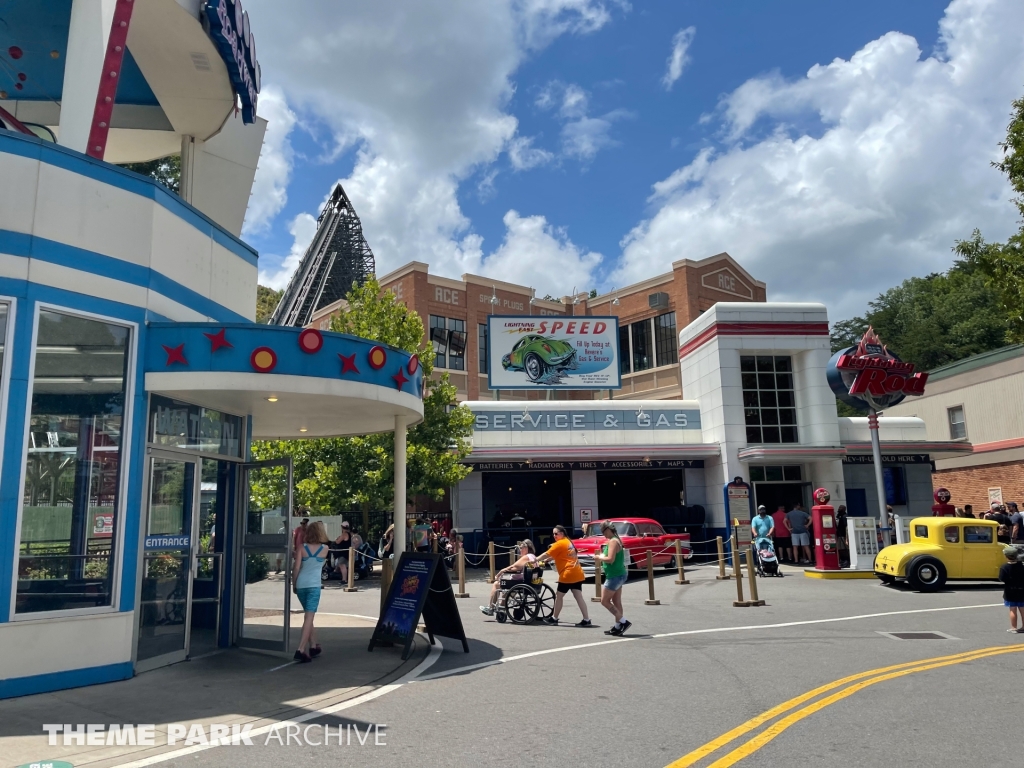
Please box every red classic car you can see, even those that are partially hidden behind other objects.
[572,518,691,576]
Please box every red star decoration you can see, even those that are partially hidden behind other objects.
[393,368,409,391]
[163,344,187,366]
[202,328,233,352]
[339,353,359,374]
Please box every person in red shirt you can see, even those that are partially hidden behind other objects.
[771,506,791,563]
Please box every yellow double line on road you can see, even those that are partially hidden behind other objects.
[667,643,1024,768]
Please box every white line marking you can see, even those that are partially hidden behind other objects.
[266,660,296,673]
[414,602,1002,682]
[113,637,444,768]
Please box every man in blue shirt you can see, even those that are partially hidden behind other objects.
[751,505,774,541]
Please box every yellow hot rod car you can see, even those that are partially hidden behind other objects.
[874,517,1013,591]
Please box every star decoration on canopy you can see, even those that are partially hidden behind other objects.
[202,328,233,352]
[392,368,409,391]
[339,353,359,374]
[162,344,187,366]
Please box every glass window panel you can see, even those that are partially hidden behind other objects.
[783,465,802,481]
[776,373,794,390]
[631,320,653,372]
[762,427,781,443]
[429,315,447,369]
[654,312,677,367]
[740,356,756,372]
[745,426,762,443]
[761,409,779,425]
[741,373,758,390]
[741,354,798,444]
[774,356,792,372]
[749,466,766,482]
[17,309,131,614]
[756,356,775,372]
[780,426,799,443]
[765,465,784,482]
[948,406,966,440]
[744,408,760,425]
[619,324,631,375]
[743,391,759,408]
[447,318,466,371]
[148,395,242,457]
[779,408,797,425]
[757,373,776,389]
[478,324,488,374]
[759,391,777,407]
[777,391,795,408]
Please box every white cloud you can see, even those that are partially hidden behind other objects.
[617,0,1024,320]
[662,26,696,90]
[535,80,627,161]
[243,0,618,295]
[258,212,317,289]
[242,88,297,236]
[508,136,554,170]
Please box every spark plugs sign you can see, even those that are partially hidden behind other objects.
[826,326,928,411]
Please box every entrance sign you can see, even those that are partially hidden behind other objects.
[203,0,261,123]
[369,552,469,660]
[724,479,753,546]
[826,327,928,411]
[487,316,620,390]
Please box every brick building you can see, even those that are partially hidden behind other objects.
[884,344,1024,509]
[309,252,766,402]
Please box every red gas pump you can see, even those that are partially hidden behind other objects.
[811,487,839,571]
[931,488,955,517]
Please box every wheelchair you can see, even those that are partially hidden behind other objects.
[494,567,556,625]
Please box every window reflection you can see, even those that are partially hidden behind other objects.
[16,310,130,614]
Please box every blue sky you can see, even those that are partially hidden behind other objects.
[241,0,1023,320]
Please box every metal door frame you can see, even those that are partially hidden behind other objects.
[135,450,202,673]
[234,457,294,654]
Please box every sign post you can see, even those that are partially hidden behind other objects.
[724,478,753,552]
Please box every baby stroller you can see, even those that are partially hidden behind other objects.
[753,536,782,577]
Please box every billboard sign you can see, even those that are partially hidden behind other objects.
[826,326,928,412]
[487,316,620,390]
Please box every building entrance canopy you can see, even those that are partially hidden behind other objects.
[144,323,424,438]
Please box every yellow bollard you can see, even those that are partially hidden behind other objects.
[747,544,764,606]
[379,556,393,611]
[454,539,469,598]
[674,539,690,585]
[716,536,731,580]
[488,541,496,584]
[644,550,660,605]
[344,545,358,592]
[732,532,749,607]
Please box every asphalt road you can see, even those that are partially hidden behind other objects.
[144,563,1022,768]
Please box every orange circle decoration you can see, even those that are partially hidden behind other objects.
[407,354,420,375]
[250,347,278,373]
[368,345,387,370]
[298,328,323,354]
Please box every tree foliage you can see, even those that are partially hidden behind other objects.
[256,285,283,324]
[119,155,181,194]
[251,278,474,515]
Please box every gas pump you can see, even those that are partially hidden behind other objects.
[931,488,955,517]
[811,487,839,571]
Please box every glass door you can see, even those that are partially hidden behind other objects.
[235,458,293,653]
[137,453,199,670]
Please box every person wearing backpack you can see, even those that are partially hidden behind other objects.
[998,547,1024,633]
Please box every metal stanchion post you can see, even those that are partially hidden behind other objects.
[488,541,496,583]
[674,539,690,585]
[379,557,393,611]
[509,550,515,568]
[716,536,730,580]
[431,535,438,554]
[455,539,469,598]
[345,546,358,592]
[644,550,660,605]
[732,533,749,607]
[747,544,764,606]
[592,560,603,602]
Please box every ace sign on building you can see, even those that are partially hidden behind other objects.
[488,316,621,390]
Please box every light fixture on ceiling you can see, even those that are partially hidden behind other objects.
[267,396,278,402]
[299,427,308,433]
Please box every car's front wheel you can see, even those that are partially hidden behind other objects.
[906,557,946,592]
[524,352,545,381]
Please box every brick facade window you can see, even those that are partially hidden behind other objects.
[619,324,631,375]
[478,323,488,374]
[631,320,653,372]
[741,355,798,444]
[430,315,447,369]
[654,311,677,367]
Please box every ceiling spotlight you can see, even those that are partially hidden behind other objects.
[299,427,308,433]
[266,396,278,402]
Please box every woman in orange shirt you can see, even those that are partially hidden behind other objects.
[536,525,592,627]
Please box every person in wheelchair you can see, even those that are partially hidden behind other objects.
[480,539,538,617]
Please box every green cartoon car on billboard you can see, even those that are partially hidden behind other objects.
[501,334,578,382]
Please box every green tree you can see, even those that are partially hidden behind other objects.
[256,285,283,323]
[251,278,474,517]
[119,155,181,194]
[952,94,1024,341]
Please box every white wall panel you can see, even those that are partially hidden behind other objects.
[0,612,133,680]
